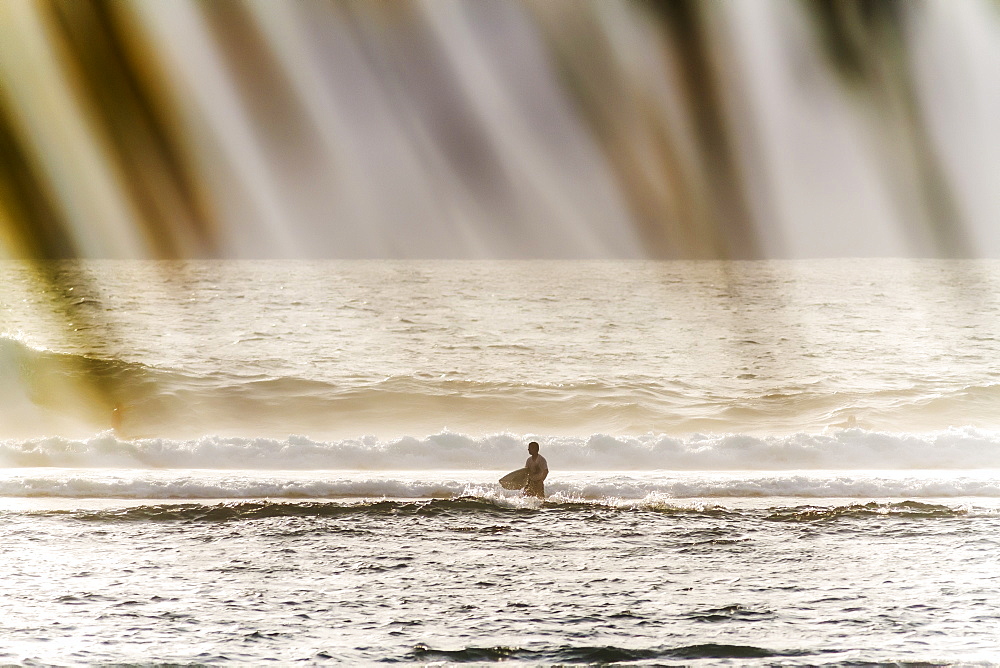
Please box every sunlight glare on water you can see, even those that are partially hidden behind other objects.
[1,260,1000,662]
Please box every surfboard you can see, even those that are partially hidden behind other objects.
[499,468,529,490]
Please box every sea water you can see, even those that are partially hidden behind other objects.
[2,259,1000,665]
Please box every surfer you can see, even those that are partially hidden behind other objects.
[524,441,548,498]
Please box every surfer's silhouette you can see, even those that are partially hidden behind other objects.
[524,441,548,498]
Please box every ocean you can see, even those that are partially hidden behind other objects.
[2,259,1000,665]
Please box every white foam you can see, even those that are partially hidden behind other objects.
[5,428,1000,471]
[2,468,1000,501]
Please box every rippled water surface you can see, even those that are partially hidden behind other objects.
[4,260,1000,664]
[5,259,1000,438]
[3,495,1000,665]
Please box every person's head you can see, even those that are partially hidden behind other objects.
[528,441,539,456]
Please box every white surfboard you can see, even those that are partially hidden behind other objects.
[498,468,529,490]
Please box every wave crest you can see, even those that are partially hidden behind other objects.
[5,428,1000,470]
[10,334,1000,438]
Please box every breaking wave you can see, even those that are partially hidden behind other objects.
[4,428,1000,470]
[3,469,1000,500]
